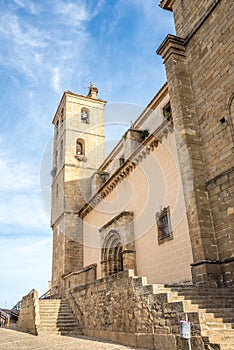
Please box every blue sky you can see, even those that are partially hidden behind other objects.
[0,0,174,307]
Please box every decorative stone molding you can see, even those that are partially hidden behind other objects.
[159,0,175,11]
[100,211,136,276]
[79,121,173,218]
[99,211,134,233]
[75,155,87,162]
[157,35,186,63]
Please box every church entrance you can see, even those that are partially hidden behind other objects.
[101,230,123,276]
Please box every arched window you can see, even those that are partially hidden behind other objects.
[60,108,64,125]
[81,108,89,123]
[60,139,63,162]
[76,138,85,156]
[55,120,59,138]
[54,150,58,168]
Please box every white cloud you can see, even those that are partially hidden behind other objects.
[51,66,61,93]
[0,149,50,231]
[12,0,41,15]
[0,157,38,192]
[0,193,49,230]
[0,236,52,307]
[0,13,48,79]
[0,3,91,89]
[0,13,47,48]
[53,1,89,27]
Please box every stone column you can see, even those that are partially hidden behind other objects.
[157,35,221,286]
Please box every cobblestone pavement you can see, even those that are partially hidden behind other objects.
[0,327,142,350]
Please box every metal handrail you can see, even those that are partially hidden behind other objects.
[68,290,83,317]
[39,289,51,300]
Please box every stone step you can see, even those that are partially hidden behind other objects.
[40,322,79,328]
[168,286,234,292]
[178,294,234,300]
[40,321,79,325]
[38,324,81,330]
[37,326,82,335]
[39,304,71,308]
[40,310,74,315]
[38,298,82,336]
[209,334,234,344]
[132,278,234,350]
[40,315,76,320]
[202,329,234,337]
[220,344,234,350]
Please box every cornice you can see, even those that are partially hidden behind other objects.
[99,211,134,233]
[79,121,173,218]
[99,82,168,172]
[157,34,185,62]
[133,82,168,129]
[159,0,175,12]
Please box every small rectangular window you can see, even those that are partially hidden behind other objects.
[163,102,173,122]
[156,206,173,244]
[119,156,125,166]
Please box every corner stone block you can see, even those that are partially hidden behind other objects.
[137,334,154,350]
[116,332,137,347]
[175,335,205,350]
[153,334,177,350]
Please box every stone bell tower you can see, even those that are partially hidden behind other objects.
[51,85,106,295]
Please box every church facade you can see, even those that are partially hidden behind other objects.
[47,0,234,347]
[17,1,234,348]
[51,0,233,297]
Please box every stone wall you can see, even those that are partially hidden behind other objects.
[158,0,234,286]
[17,290,40,335]
[63,263,97,291]
[65,270,205,349]
[206,168,234,286]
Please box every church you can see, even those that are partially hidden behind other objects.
[18,1,234,349]
[51,0,233,296]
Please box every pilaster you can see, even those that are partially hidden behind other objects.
[157,35,220,286]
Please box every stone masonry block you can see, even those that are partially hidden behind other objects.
[137,334,154,350]
[153,334,176,350]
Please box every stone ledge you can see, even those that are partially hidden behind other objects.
[83,331,179,349]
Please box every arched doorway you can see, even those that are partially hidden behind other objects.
[101,230,123,276]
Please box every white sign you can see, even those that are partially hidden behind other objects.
[180,320,191,339]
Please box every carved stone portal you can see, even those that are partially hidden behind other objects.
[100,212,136,277]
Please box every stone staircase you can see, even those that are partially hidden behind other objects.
[37,299,82,336]
[132,276,234,350]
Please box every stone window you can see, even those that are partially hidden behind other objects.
[81,108,89,124]
[156,206,173,244]
[51,150,58,177]
[119,155,125,166]
[54,150,58,168]
[55,120,59,138]
[163,102,173,123]
[59,139,63,162]
[75,138,87,161]
[76,138,85,155]
[60,108,64,124]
